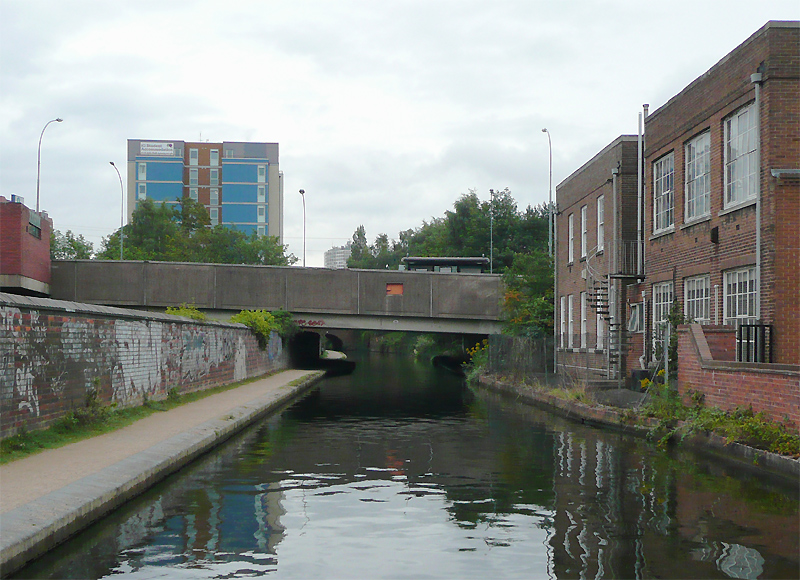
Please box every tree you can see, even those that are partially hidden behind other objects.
[501,250,554,336]
[51,230,94,260]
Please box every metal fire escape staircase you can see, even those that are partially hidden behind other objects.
[585,247,627,379]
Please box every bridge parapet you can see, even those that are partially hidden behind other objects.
[50,261,504,333]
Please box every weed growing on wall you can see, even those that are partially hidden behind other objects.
[231,309,298,348]
[165,303,207,321]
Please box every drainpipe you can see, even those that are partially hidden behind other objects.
[637,105,649,277]
[611,166,619,380]
[751,72,763,323]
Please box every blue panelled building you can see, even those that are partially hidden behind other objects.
[126,140,283,241]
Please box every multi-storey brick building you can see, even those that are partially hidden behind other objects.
[127,140,284,241]
[0,195,53,296]
[638,20,799,366]
[554,137,642,380]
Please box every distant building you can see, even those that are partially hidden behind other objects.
[324,242,352,269]
[126,140,283,241]
[400,256,489,274]
[0,195,52,296]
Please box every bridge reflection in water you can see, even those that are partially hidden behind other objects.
[15,355,798,579]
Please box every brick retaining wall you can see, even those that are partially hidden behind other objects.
[678,324,800,427]
[0,293,288,439]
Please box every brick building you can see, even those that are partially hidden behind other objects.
[637,20,799,367]
[554,137,642,380]
[127,140,284,240]
[0,195,53,296]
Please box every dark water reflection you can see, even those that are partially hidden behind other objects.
[14,354,799,579]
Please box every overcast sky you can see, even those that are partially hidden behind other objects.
[1,1,797,266]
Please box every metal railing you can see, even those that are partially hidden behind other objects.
[737,324,773,363]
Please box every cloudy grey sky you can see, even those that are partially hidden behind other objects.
[1,1,797,266]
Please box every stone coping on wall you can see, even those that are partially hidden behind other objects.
[476,375,800,484]
[0,292,246,329]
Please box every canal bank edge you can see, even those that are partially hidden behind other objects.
[0,370,326,578]
[476,375,800,484]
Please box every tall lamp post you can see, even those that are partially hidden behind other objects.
[489,188,495,274]
[299,189,306,267]
[36,118,63,213]
[110,162,124,260]
[542,128,556,376]
[542,128,553,257]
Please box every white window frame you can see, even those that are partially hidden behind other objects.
[560,296,566,348]
[189,148,199,166]
[189,168,198,186]
[189,188,198,201]
[628,303,644,333]
[137,183,146,200]
[724,104,757,208]
[580,205,588,258]
[653,282,673,325]
[596,194,604,251]
[684,275,710,324]
[209,207,219,225]
[723,266,757,326]
[257,226,265,236]
[568,213,574,263]
[210,149,219,167]
[580,291,587,348]
[257,165,266,183]
[257,205,266,223]
[138,163,146,181]
[567,294,574,349]
[210,168,219,186]
[685,132,710,220]
[653,153,674,233]
[210,188,219,205]
[257,186,266,203]
[597,312,604,349]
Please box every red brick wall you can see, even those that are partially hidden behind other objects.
[0,296,288,439]
[703,326,737,361]
[678,324,800,427]
[644,22,799,365]
[0,199,52,287]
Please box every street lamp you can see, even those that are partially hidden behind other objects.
[110,162,124,260]
[299,189,306,267]
[489,188,495,274]
[36,118,63,213]
[542,128,553,257]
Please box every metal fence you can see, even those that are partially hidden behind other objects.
[485,334,556,384]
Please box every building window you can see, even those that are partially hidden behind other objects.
[596,195,604,251]
[210,168,219,186]
[725,104,757,208]
[568,213,574,263]
[258,165,266,183]
[580,205,588,258]
[210,149,219,167]
[567,294,574,348]
[597,312,605,349]
[257,186,266,202]
[684,275,710,324]
[580,291,587,348]
[685,132,710,220]
[190,188,198,201]
[138,183,146,200]
[189,168,198,186]
[210,188,219,205]
[560,296,566,348]
[257,226,265,236]
[724,266,757,326]
[628,302,644,333]
[258,205,266,223]
[138,163,146,180]
[189,148,199,166]
[210,207,219,225]
[653,153,674,232]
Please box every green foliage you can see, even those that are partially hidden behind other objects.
[165,303,207,321]
[464,339,489,382]
[641,382,800,456]
[51,229,94,259]
[501,250,554,337]
[96,197,297,266]
[270,309,299,339]
[231,309,281,348]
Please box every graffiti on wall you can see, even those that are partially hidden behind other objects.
[0,305,284,423]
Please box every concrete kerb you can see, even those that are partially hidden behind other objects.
[476,374,800,484]
[0,370,325,577]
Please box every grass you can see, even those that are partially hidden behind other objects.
[0,372,282,465]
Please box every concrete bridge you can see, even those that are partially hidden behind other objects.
[50,261,503,334]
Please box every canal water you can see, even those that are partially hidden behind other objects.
[14,354,799,579]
